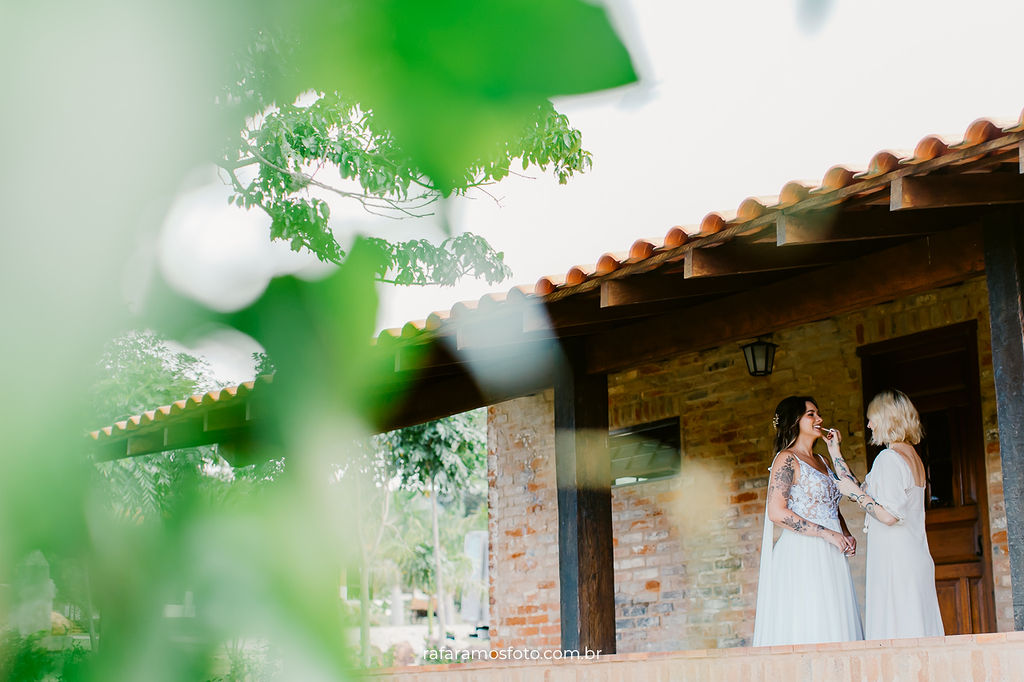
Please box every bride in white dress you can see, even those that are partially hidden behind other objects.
[753,396,864,646]
[825,389,944,639]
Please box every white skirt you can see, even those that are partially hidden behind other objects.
[753,521,864,646]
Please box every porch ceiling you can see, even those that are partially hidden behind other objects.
[91,114,1024,457]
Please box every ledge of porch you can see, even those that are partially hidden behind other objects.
[363,632,1024,681]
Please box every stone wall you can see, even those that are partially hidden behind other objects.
[486,275,1012,653]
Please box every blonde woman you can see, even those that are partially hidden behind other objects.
[824,389,944,639]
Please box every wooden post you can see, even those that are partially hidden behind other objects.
[983,213,1024,630]
[554,341,616,654]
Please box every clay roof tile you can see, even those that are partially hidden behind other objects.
[963,118,1005,146]
[628,239,656,260]
[778,181,814,206]
[565,265,591,286]
[912,135,951,162]
[699,212,727,235]
[596,253,622,275]
[534,275,564,296]
[737,197,768,222]
[505,284,534,304]
[820,165,856,191]
[664,226,690,248]
[401,320,426,338]
[425,310,450,330]
[866,150,902,176]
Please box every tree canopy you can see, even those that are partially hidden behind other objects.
[383,411,487,497]
[218,31,595,287]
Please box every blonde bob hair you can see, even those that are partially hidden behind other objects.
[866,389,923,445]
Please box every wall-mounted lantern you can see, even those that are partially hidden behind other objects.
[741,337,778,377]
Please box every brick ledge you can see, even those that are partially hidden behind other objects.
[364,632,1023,676]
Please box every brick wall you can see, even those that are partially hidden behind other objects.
[486,391,560,650]
[487,275,1013,653]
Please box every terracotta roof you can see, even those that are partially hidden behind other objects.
[88,375,273,447]
[373,112,1024,342]
[90,111,1024,448]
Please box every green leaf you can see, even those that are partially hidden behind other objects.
[259,0,635,192]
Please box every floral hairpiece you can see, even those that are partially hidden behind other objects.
[771,413,780,429]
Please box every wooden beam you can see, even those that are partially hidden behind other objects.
[91,399,268,460]
[456,308,525,350]
[891,173,1024,211]
[588,225,986,374]
[539,293,708,337]
[394,341,456,375]
[777,206,979,246]
[374,344,558,431]
[95,423,257,461]
[682,241,868,278]
[374,371,487,432]
[599,271,785,308]
[554,341,615,654]
[982,211,1024,630]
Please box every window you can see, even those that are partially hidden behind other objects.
[609,417,681,486]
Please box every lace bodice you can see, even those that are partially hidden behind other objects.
[788,459,841,526]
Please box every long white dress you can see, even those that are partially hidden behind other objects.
[753,457,864,646]
[863,448,945,639]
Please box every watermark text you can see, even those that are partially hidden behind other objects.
[423,646,602,663]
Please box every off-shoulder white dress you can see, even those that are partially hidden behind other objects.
[753,456,864,646]
[863,448,944,639]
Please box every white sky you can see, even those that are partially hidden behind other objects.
[375,0,1024,329]
[158,0,1024,382]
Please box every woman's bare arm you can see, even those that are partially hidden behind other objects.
[840,483,900,526]
[838,509,852,536]
[825,437,900,526]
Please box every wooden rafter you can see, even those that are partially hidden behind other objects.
[586,225,987,374]
[891,173,1024,211]
[776,206,979,246]
[599,270,787,308]
[93,401,263,461]
[681,241,865,279]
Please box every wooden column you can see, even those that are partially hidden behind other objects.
[554,341,615,654]
[983,213,1024,630]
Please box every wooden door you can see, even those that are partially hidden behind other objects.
[859,321,995,635]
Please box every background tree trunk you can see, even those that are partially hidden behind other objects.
[430,476,448,646]
[355,479,371,667]
[359,563,371,666]
[84,567,99,653]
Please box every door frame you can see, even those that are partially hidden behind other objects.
[857,320,996,632]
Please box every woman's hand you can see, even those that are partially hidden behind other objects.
[842,534,857,557]
[822,427,842,456]
[824,530,849,554]
[836,476,862,499]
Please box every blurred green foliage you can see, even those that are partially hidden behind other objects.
[89,332,223,522]
[1,0,634,679]
[0,633,88,682]
[250,0,635,191]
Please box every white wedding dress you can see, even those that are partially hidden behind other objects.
[753,456,864,646]
[863,448,944,639]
